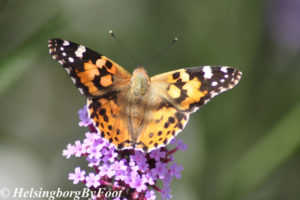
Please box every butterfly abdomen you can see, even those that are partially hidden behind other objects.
[122,68,149,142]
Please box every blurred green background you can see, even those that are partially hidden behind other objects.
[1,0,300,199]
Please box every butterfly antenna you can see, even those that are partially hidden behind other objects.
[145,37,178,66]
[109,30,138,66]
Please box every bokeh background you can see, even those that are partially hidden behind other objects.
[1,0,300,199]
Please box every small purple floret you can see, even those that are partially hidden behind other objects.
[78,105,91,127]
[69,167,85,184]
[85,173,101,188]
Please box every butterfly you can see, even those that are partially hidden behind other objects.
[48,38,242,152]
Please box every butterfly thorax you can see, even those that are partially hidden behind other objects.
[130,67,150,97]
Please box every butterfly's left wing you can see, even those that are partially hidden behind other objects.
[135,66,242,152]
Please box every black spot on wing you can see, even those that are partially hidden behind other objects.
[143,146,148,152]
[92,75,103,90]
[164,122,169,128]
[168,117,175,123]
[118,143,124,149]
[172,72,180,80]
[98,65,110,76]
[116,129,121,135]
[105,60,112,69]
[163,138,168,145]
[185,67,203,80]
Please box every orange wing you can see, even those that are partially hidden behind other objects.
[49,39,135,149]
[150,66,242,112]
[135,104,189,152]
[87,94,134,150]
[48,39,131,97]
[135,66,242,152]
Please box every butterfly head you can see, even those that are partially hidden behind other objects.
[131,67,150,97]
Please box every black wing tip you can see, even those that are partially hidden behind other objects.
[48,38,62,46]
[48,38,57,42]
[48,39,60,52]
[48,38,75,48]
[229,67,242,84]
[48,39,73,57]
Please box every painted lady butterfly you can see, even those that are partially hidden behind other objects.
[48,39,242,152]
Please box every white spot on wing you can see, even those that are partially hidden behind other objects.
[60,47,64,51]
[212,81,218,86]
[210,92,217,98]
[202,66,213,79]
[70,77,76,84]
[68,57,74,62]
[75,45,86,58]
[221,66,228,73]
[219,87,227,92]
[63,40,70,46]
[224,74,229,78]
[65,68,70,74]
[78,88,84,94]
[62,52,66,56]
[220,79,225,83]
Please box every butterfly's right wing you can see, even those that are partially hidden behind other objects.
[134,66,242,152]
[150,66,242,113]
[48,39,131,97]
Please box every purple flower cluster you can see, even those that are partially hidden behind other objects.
[63,105,187,200]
